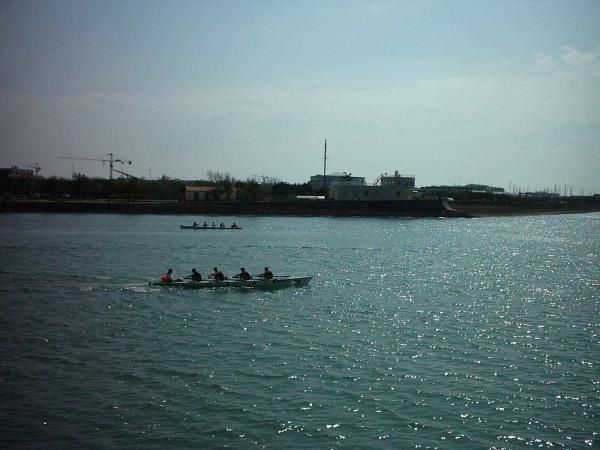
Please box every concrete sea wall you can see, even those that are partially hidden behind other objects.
[2,197,599,217]
[1,199,464,217]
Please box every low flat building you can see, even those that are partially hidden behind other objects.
[522,191,560,198]
[185,186,218,201]
[420,184,504,195]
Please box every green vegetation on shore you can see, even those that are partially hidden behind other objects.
[2,173,599,218]
[1,173,319,202]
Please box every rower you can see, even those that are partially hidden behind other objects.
[231,222,238,228]
[203,221,208,227]
[219,222,225,229]
[160,268,178,283]
[193,221,198,227]
[258,267,273,280]
[233,267,252,281]
[209,267,226,281]
[185,268,202,282]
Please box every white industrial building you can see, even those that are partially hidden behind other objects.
[329,171,415,201]
[309,172,366,191]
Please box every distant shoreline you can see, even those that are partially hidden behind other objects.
[1,199,463,217]
[2,198,599,218]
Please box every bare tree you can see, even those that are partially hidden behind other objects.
[207,170,235,184]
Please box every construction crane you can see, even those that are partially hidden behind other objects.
[58,153,132,180]
[26,163,41,176]
[113,167,139,180]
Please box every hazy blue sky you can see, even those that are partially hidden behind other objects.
[1,0,599,193]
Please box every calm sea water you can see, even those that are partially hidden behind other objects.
[0,213,598,449]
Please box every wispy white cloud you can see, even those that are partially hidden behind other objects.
[531,45,600,80]
[561,45,600,67]
[532,53,557,73]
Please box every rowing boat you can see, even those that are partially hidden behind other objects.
[149,276,312,290]
[180,225,242,230]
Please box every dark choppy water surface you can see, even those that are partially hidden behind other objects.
[1,213,598,449]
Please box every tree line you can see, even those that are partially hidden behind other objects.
[1,171,317,201]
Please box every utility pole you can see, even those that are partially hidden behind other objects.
[323,139,327,189]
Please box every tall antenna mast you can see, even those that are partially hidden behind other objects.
[323,139,327,189]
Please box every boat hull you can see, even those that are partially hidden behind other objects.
[150,276,311,290]
[180,225,242,230]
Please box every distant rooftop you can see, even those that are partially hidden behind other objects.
[185,186,217,192]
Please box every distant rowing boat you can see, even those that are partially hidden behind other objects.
[150,276,312,290]
[180,225,242,230]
